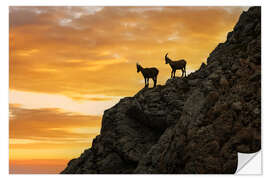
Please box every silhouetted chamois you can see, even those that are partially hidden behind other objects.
[136,63,159,88]
[165,53,187,78]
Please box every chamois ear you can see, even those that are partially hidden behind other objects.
[165,53,168,57]
[136,62,140,73]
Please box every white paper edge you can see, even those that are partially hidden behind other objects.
[236,151,262,175]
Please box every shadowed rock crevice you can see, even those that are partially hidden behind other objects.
[61,6,261,174]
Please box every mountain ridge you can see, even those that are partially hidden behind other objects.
[61,6,261,174]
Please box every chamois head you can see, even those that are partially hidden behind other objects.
[136,63,141,73]
[165,53,170,64]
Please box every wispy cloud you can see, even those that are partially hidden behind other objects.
[9,90,120,115]
[10,6,246,97]
[9,105,101,162]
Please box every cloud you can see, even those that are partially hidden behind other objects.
[9,6,248,97]
[9,105,102,140]
[9,104,102,162]
[9,90,121,115]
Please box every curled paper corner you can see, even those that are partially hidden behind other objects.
[236,151,262,175]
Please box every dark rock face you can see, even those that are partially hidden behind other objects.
[61,7,261,174]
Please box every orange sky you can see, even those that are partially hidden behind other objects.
[9,6,248,174]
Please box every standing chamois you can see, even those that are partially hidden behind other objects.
[165,53,187,78]
[136,63,159,88]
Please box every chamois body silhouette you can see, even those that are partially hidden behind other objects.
[165,53,187,78]
[136,63,159,88]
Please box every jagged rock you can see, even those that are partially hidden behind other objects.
[232,101,243,111]
[249,71,261,81]
[202,80,215,92]
[208,72,220,82]
[188,79,200,86]
[231,64,239,72]
[219,76,229,89]
[253,108,260,115]
[61,7,261,174]
[199,62,206,70]
[207,91,219,105]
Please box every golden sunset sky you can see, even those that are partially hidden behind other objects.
[9,6,248,174]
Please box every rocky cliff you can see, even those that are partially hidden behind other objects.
[61,6,261,174]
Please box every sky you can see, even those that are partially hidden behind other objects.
[9,6,248,174]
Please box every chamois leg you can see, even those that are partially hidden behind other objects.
[171,70,173,78]
[173,70,176,78]
[146,78,149,88]
[144,78,147,87]
[152,77,156,87]
[181,69,184,77]
[154,76,157,87]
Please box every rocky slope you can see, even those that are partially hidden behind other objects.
[61,7,261,174]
